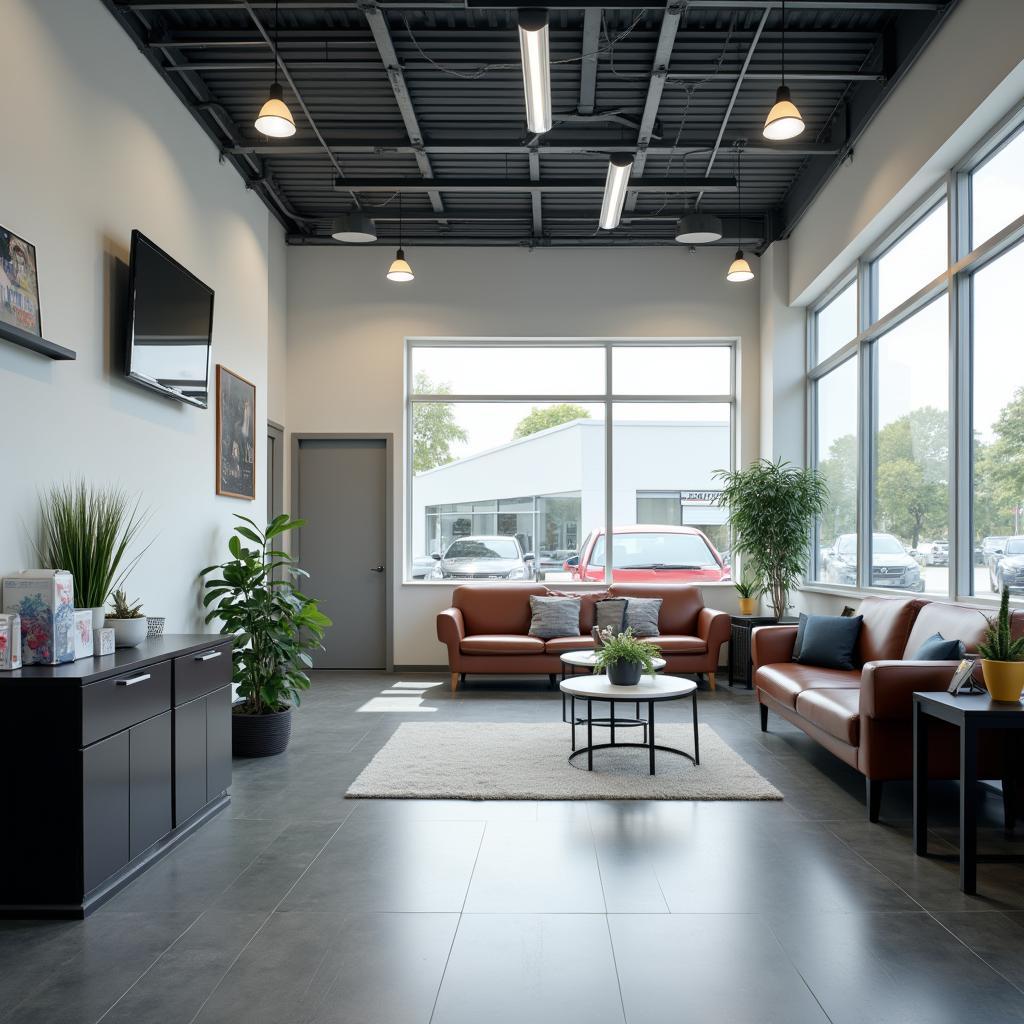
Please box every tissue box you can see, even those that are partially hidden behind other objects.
[1,570,75,666]
[0,613,21,670]
[94,627,116,656]
[73,610,95,660]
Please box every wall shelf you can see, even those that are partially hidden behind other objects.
[0,320,76,360]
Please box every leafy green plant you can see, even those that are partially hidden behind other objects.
[592,629,661,676]
[38,482,150,609]
[979,586,1024,662]
[202,515,332,715]
[734,577,761,600]
[106,589,144,619]
[714,458,829,619]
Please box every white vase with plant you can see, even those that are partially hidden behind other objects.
[105,589,148,648]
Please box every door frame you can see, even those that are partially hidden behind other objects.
[291,432,395,672]
[267,420,285,523]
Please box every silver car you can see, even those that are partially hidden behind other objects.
[822,533,924,592]
[429,535,536,581]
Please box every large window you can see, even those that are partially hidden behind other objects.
[807,108,1024,604]
[408,341,735,583]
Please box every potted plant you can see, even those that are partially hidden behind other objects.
[105,589,148,648]
[735,578,760,616]
[592,628,661,686]
[202,514,331,757]
[39,482,150,630]
[978,585,1024,703]
[714,458,829,620]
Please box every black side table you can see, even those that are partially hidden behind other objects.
[729,616,796,688]
[913,691,1024,894]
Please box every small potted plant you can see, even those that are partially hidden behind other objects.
[202,515,331,757]
[105,589,148,648]
[978,585,1024,702]
[735,578,760,616]
[592,628,661,686]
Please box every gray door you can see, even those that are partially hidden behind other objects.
[295,437,388,669]
[267,422,284,523]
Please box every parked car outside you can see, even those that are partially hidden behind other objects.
[410,555,437,580]
[982,536,1009,590]
[429,535,536,581]
[563,525,730,583]
[991,536,1024,593]
[821,533,925,591]
[915,541,949,567]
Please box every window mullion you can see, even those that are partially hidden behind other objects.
[604,344,614,587]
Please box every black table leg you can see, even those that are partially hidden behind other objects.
[587,699,593,772]
[914,700,929,856]
[648,700,656,776]
[571,696,576,751]
[610,700,616,744]
[692,690,700,766]
[960,721,978,894]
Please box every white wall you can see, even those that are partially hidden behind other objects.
[286,245,760,664]
[0,1,280,631]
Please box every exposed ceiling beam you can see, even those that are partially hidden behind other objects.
[332,176,737,193]
[122,1,944,8]
[528,149,542,238]
[286,235,763,248]
[577,9,601,117]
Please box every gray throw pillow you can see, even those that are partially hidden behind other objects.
[594,598,628,634]
[625,597,662,638]
[528,596,582,639]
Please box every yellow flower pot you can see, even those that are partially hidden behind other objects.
[738,597,757,616]
[981,659,1024,703]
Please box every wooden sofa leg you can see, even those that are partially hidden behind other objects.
[759,704,768,732]
[450,672,459,693]
[707,671,717,691]
[867,778,883,823]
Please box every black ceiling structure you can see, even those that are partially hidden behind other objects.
[102,0,956,249]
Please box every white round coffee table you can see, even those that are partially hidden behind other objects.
[559,649,667,724]
[559,674,699,775]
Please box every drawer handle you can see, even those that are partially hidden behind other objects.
[195,650,223,662]
[116,673,151,687]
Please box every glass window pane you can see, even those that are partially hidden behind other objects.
[971,240,1024,596]
[872,297,949,596]
[815,283,858,364]
[411,346,604,396]
[637,492,681,526]
[410,401,603,581]
[603,404,732,584]
[875,202,947,320]
[611,346,731,395]
[815,357,858,583]
[971,127,1024,250]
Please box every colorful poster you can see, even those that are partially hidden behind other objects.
[0,227,41,336]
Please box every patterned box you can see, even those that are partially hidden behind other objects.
[94,627,116,656]
[1,571,75,666]
[73,610,94,660]
[0,613,21,670]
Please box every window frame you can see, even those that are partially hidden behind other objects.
[405,337,738,584]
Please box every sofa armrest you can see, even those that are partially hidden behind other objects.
[436,607,466,666]
[697,607,731,661]
[860,660,961,720]
[751,625,798,670]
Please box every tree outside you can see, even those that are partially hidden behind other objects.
[513,404,592,440]
[412,372,467,473]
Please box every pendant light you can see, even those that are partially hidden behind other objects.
[726,148,754,283]
[675,213,723,244]
[518,9,552,135]
[599,154,633,231]
[763,0,805,141]
[331,212,377,243]
[255,0,296,138]
[387,195,414,283]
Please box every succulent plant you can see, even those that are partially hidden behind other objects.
[978,586,1024,663]
[106,589,145,619]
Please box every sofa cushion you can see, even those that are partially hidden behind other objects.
[625,598,662,637]
[855,596,926,664]
[609,583,703,635]
[546,590,609,632]
[911,631,966,661]
[903,602,991,657]
[648,635,707,654]
[794,615,863,671]
[545,635,596,654]
[755,663,861,710]
[460,634,546,655]
[595,598,629,633]
[528,595,581,639]
[454,583,548,636]
[795,688,861,745]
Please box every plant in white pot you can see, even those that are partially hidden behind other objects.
[978,586,1024,703]
[202,514,332,757]
[592,629,661,686]
[39,482,150,630]
[105,589,148,648]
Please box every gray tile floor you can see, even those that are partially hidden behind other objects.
[4,672,1024,1024]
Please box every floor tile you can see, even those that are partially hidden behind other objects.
[932,911,1024,992]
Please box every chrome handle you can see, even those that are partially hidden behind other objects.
[116,673,151,687]
[195,650,223,662]
[371,565,385,573]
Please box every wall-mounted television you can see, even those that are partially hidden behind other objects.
[124,230,214,408]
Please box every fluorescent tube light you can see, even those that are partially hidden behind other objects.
[518,10,552,135]
[599,154,633,231]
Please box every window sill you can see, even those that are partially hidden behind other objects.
[797,582,1021,609]
[401,578,740,589]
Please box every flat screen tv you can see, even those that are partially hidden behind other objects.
[124,230,214,408]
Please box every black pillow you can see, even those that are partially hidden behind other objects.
[912,632,965,661]
[793,614,864,671]
[793,613,809,659]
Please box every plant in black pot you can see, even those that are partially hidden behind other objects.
[592,628,661,686]
[202,514,331,757]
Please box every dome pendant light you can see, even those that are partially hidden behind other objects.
[727,148,754,283]
[255,0,296,138]
[763,0,805,141]
[387,195,414,283]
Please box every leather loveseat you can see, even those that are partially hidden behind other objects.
[437,582,730,692]
[753,596,1024,822]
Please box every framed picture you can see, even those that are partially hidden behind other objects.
[947,656,983,696]
[0,225,41,337]
[216,365,256,500]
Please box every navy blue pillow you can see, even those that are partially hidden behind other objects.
[792,613,809,659]
[793,614,864,671]
[912,632,964,661]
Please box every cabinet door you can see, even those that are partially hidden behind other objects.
[206,685,232,802]
[174,697,207,826]
[83,731,130,893]
[129,712,172,858]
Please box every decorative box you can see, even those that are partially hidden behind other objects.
[1,570,75,666]
[0,613,21,670]
[94,627,116,656]
[73,610,95,660]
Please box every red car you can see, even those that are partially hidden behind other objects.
[564,525,731,583]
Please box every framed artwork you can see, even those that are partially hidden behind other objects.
[0,226,41,337]
[216,365,256,500]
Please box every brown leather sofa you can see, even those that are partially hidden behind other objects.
[753,596,1024,821]
[437,582,730,692]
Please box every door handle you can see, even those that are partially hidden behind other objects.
[195,650,223,662]
[116,673,151,687]
[371,565,385,573]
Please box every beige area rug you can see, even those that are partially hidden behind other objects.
[346,723,782,801]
